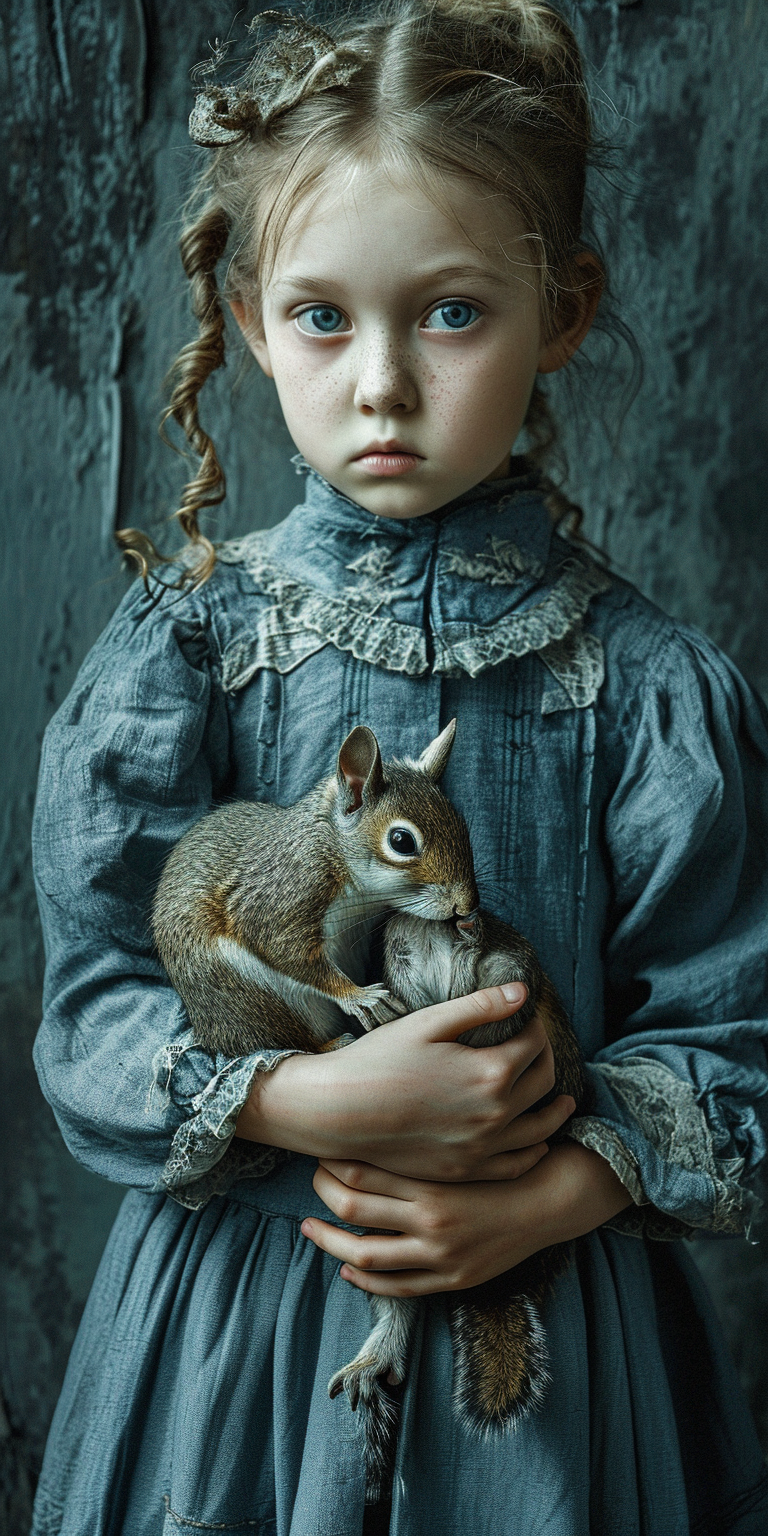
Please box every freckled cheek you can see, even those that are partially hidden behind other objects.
[272,345,348,428]
[427,351,536,451]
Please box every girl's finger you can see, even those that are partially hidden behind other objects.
[301,1217,423,1271]
[471,1014,552,1092]
[340,1265,447,1297]
[413,984,528,1042]
[316,1159,418,1201]
[505,1036,557,1111]
[469,1143,549,1181]
[497,1095,576,1150]
[312,1166,416,1231]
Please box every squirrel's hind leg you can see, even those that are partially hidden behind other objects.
[328,1296,418,1497]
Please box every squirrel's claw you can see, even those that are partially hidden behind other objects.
[327,1356,403,1501]
[345,984,404,1030]
[328,1357,376,1409]
[385,994,409,1017]
[328,1359,399,1416]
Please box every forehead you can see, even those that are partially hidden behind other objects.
[264,159,533,293]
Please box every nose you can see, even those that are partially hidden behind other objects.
[353,331,418,415]
[454,905,479,934]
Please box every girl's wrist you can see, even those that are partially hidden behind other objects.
[535,1140,634,1246]
[235,1052,326,1153]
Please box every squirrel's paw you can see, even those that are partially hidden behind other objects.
[329,1357,401,1501]
[345,985,407,1030]
[318,1032,357,1053]
[329,1297,416,1501]
[328,1296,414,1408]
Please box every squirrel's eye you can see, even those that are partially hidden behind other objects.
[387,827,418,857]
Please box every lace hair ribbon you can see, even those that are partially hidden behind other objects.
[188,10,363,146]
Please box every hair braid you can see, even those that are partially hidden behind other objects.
[116,201,230,589]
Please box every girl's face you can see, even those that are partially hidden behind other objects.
[233,163,596,520]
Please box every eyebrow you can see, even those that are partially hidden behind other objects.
[271,263,510,297]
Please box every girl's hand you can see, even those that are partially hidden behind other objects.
[235,985,575,1182]
[301,1143,634,1296]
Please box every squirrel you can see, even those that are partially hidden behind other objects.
[152,720,590,1501]
[152,719,478,1057]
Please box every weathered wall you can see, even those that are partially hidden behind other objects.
[1,1,766,1529]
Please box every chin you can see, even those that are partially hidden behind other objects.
[332,475,435,520]
[342,474,461,521]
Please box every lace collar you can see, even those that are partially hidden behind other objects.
[217,459,610,695]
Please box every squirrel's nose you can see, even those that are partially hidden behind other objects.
[454,906,478,933]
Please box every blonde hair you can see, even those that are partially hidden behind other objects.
[118,0,599,587]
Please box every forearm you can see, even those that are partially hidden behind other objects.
[235,1051,338,1156]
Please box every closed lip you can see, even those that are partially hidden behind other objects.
[352,440,423,459]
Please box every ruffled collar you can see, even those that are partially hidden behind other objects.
[218,458,610,687]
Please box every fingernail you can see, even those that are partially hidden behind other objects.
[501,983,526,1004]
[301,1220,313,1236]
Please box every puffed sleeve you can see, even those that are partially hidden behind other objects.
[32,578,297,1209]
[568,621,768,1239]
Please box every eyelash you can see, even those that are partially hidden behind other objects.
[293,300,483,336]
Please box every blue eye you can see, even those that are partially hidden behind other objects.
[424,302,480,332]
[296,306,348,335]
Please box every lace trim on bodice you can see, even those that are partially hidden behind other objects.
[218,532,610,699]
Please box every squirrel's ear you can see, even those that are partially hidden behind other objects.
[337,726,385,813]
[418,718,456,782]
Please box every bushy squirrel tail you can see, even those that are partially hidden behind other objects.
[449,1295,549,1433]
[448,1245,574,1434]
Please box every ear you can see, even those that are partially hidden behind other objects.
[537,252,604,376]
[418,718,456,782]
[229,298,274,379]
[337,726,385,814]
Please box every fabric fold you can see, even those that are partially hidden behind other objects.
[568,1058,761,1241]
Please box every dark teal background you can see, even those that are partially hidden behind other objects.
[1,2,767,1531]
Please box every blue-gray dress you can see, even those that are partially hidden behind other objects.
[30,461,768,1535]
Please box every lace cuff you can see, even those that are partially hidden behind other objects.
[567,1057,759,1241]
[150,1032,301,1211]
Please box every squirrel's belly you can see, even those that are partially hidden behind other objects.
[382,914,457,1012]
[216,936,347,1042]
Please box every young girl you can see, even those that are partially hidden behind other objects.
[30,3,768,1533]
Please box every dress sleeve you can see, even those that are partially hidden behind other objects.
[568,624,768,1239]
[32,579,296,1208]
